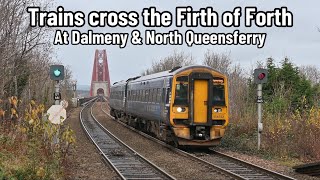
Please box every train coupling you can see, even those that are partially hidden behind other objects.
[195,126,208,139]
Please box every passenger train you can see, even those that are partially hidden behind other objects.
[109,65,229,147]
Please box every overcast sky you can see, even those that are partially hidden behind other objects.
[52,0,320,86]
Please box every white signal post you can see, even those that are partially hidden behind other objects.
[55,80,60,105]
[253,68,268,150]
[257,83,263,150]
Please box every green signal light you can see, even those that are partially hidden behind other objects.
[54,69,61,77]
[50,65,64,80]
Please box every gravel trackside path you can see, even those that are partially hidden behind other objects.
[63,107,118,180]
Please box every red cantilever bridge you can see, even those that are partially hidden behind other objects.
[90,49,111,97]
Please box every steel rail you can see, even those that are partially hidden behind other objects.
[80,99,175,180]
[100,101,296,180]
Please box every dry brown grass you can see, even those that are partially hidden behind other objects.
[223,104,320,164]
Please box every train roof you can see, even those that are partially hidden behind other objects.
[130,65,224,83]
[131,70,173,82]
[111,65,225,87]
[112,80,127,86]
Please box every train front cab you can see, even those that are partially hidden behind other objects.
[170,67,228,146]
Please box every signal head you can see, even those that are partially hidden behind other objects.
[253,68,268,84]
[50,65,65,80]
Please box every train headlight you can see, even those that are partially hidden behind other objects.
[214,108,222,113]
[176,107,186,113]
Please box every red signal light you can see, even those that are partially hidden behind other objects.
[258,73,266,80]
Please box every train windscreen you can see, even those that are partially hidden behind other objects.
[212,85,225,106]
[174,83,188,105]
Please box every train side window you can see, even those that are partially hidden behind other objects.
[157,88,161,103]
[149,89,154,102]
[142,90,144,102]
[141,90,143,101]
[126,91,128,100]
[166,88,170,104]
[146,89,148,102]
[131,90,134,101]
[147,89,149,102]
[155,89,158,103]
[152,89,156,103]
[135,90,138,101]
[162,88,165,103]
[149,89,152,102]
[174,82,188,105]
[151,89,154,102]
[212,83,226,106]
[154,89,157,103]
[132,90,134,101]
[130,91,132,101]
[156,88,160,103]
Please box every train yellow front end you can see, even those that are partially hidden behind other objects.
[170,67,229,146]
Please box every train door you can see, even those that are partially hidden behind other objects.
[193,80,209,124]
[189,72,213,125]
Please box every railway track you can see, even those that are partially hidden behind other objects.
[99,98,296,180]
[192,150,295,180]
[80,99,175,180]
[293,161,320,177]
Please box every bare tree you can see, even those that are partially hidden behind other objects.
[300,65,320,85]
[202,50,232,74]
[142,50,195,75]
[202,49,249,122]
[0,0,74,114]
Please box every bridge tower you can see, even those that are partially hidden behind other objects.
[90,49,111,97]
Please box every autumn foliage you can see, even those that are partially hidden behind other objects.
[0,98,75,179]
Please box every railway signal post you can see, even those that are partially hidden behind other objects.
[253,68,268,150]
[50,65,65,105]
[49,65,65,144]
